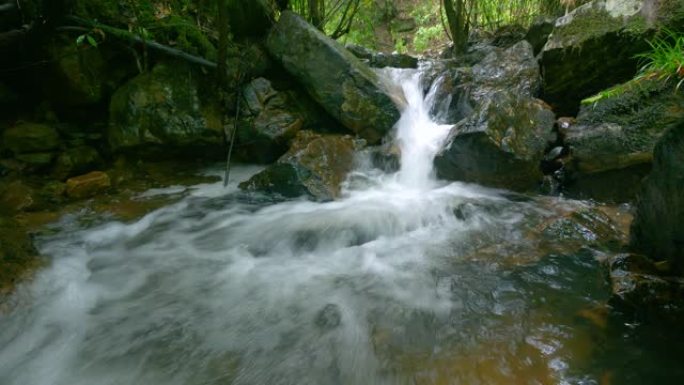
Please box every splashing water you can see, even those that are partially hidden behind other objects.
[0,68,679,385]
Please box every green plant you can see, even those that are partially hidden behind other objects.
[413,25,443,52]
[635,28,684,90]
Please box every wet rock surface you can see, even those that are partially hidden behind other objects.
[240,131,360,200]
[562,78,684,202]
[108,62,223,156]
[435,95,555,191]
[266,11,400,144]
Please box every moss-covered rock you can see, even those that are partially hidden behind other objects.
[0,217,42,295]
[540,0,656,115]
[1,122,60,154]
[53,145,103,180]
[240,131,361,200]
[266,11,400,144]
[108,62,223,156]
[434,95,556,192]
[563,77,684,201]
[630,118,684,270]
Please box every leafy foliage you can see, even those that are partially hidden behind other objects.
[636,28,684,90]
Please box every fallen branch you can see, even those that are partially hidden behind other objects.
[61,16,217,68]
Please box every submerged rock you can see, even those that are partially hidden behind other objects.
[434,95,555,191]
[108,62,223,156]
[607,254,684,314]
[266,11,400,144]
[240,131,360,200]
[563,78,684,202]
[630,118,684,270]
[539,0,683,114]
[66,171,111,199]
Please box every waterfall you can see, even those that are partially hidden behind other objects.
[389,68,454,188]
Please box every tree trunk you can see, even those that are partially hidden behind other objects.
[443,0,468,54]
[308,0,324,29]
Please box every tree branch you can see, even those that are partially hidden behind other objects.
[61,16,217,69]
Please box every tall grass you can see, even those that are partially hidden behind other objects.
[636,28,684,90]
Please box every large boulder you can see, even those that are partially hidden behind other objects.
[108,62,223,156]
[630,118,684,270]
[240,131,361,200]
[42,36,136,107]
[540,0,684,115]
[434,95,556,191]
[429,41,541,125]
[562,77,684,201]
[266,11,400,144]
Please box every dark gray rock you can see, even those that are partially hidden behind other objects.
[266,11,400,144]
[525,16,556,55]
[429,40,541,125]
[563,77,684,202]
[631,118,684,270]
[434,95,556,191]
[539,0,684,114]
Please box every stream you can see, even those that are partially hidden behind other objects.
[1,69,683,385]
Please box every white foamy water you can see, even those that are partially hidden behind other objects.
[0,69,608,385]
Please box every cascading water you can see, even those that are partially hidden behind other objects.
[0,69,679,385]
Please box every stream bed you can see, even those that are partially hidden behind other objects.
[1,69,683,385]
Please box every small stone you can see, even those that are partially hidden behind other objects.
[315,304,342,329]
[66,171,111,199]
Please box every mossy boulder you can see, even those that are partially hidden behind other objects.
[266,11,400,144]
[1,122,60,154]
[540,0,655,115]
[240,131,361,200]
[53,145,103,180]
[41,35,137,107]
[563,77,684,201]
[434,95,556,191]
[630,118,684,270]
[108,62,223,156]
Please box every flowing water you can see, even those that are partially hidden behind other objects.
[1,69,683,385]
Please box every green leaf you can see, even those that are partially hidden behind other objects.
[76,35,86,45]
[86,35,98,48]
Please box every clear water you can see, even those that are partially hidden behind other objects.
[1,69,683,385]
